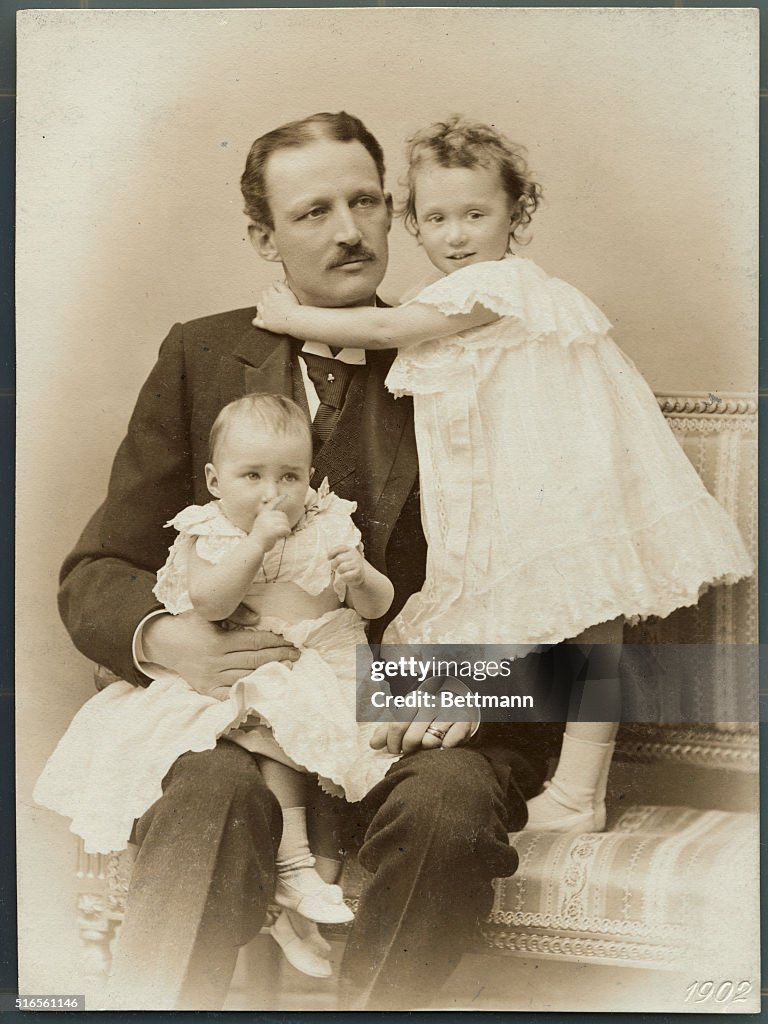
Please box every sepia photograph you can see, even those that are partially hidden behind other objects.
[15,7,759,1013]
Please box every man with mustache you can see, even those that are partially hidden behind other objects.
[59,111,552,1010]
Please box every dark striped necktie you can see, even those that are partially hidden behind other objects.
[300,351,359,449]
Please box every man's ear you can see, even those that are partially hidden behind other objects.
[204,462,221,498]
[248,223,281,264]
[384,192,394,230]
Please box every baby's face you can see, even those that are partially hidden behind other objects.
[205,419,312,533]
[413,161,515,276]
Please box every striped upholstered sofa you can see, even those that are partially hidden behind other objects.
[74,391,758,1011]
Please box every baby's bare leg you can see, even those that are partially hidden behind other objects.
[256,755,307,807]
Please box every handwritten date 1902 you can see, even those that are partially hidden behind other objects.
[684,981,752,1005]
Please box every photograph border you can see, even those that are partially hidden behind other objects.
[5,1,766,1020]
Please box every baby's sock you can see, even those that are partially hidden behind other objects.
[275,807,352,923]
[277,806,319,886]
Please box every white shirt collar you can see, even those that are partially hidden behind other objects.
[298,294,385,365]
[300,340,366,365]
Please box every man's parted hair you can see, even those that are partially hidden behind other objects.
[240,111,386,230]
[208,393,313,464]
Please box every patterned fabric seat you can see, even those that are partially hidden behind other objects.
[486,804,757,968]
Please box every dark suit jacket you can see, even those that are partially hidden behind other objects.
[59,306,426,686]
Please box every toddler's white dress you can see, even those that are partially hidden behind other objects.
[383,255,752,646]
[35,485,396,854]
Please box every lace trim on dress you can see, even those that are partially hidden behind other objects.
[153,480,361,612]
[386,490,752,646]
[386,256,613,398]
[408,255,611,340]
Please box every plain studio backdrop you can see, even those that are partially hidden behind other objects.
[15,7,757,1001]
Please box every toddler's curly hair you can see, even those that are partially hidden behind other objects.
[402,116,542,245]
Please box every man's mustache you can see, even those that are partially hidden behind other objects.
[328,245,377,269]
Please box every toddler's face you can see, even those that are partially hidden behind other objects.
[413,162,515,276]
[205,419,312,533]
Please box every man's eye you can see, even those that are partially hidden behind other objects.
[468,211,484,220]
[427,214,443,224]
[303,207,326,221]
[283,473,298,482]
[355,195,377,209]
[247,472,260,480]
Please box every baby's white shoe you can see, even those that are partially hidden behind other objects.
[275,869,354,924]
[270,910,333,978]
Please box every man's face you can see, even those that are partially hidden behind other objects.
[253,138,392,308]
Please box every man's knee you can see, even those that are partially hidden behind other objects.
[172,739,269,792]
[393,748,499,822]
[137,741,280,844]
[364,748,514,866]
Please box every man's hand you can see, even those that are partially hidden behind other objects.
[252,281,300,334]
[368,676,477,755]
[370,718,474,755]
[142,609,298,698]
[328,544,365,588]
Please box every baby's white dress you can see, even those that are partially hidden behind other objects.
[383,256,752,646]
[35,485,395,854]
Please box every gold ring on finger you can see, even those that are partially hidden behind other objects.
[425,726,447,741]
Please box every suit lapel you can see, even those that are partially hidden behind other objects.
[218,325,296,411]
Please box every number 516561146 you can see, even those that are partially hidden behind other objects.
[685,981,752,1005]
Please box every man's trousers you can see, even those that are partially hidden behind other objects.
[108,739,525,1010]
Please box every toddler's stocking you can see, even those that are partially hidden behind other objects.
[524,730,615,833]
